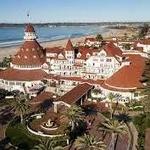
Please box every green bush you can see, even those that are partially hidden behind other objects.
[6,121,38,150]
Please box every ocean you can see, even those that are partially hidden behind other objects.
[0,25,108,47]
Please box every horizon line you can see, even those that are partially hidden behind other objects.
[0,21,150,24]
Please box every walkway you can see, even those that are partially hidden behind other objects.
[128,122,138,150]
[0,125,6,140]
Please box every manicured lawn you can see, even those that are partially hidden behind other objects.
[5,120,39,150]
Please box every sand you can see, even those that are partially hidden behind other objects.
[0,28,135,61]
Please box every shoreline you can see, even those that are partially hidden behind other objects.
[0,34,95,60]
[0,28,135,61]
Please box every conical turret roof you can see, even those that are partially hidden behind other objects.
[12,24,45,66]
[25,24,35,32]
[66,39,74,51]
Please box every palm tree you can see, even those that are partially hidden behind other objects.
[66,105,84,131]
[74,134,106,150]
[99,119,126,150]
[32,138,63,150]
[116,112,133,150]
[12,94,30,124]
[108,93,116,119]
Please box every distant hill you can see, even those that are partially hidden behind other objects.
[0,22,150,27]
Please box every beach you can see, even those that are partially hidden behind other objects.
[0,28,135,61]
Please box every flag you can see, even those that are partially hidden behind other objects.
[27,11,30,18]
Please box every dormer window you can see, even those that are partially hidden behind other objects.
[99,50,106,57]
[58,53,64,59]
[77,52,81,58]
[86,53,90,58]
[100,53,105,56]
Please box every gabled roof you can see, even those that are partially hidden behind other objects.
[12,40,45,66]
[57,83,93,105]
[104,42,122,57]
[77,46,97,60]
[65,39,74,51]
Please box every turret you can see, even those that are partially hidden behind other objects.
[24,24,37,41]
[65,39,75,64]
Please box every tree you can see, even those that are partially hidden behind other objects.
[122,43,131,50]
[12,94,30,124]
[139,23,149,39]
[74,134,106,150]
[32,138,63,150]
[0,57,11,68]
[140,59,150,114]
[96,34,103,41]
[115,112,133,150]
[124,33,128,41]
[108,93,116,119]
[66,105,84,131]
[99,119,126,150]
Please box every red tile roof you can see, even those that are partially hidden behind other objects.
[46,47,64,54]
[139,38,150,45]
[57,83,94,105]
[25,24,35,32]
[77,46,95,60]
[104,42,122,57]
[105,54,145,90]
[66,39,74,51]
[0,68,47,81]
[30,91,56,105]
[12,40,45,65]
[85,37,96,42]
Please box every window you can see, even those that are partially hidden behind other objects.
[9,82,15,85]
[106,59,111,62]
[134,92,139,97]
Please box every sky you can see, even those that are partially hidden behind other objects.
[0,0,150,23]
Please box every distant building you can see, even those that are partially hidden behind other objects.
[135,38,150,54]
[84,37,101,47]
